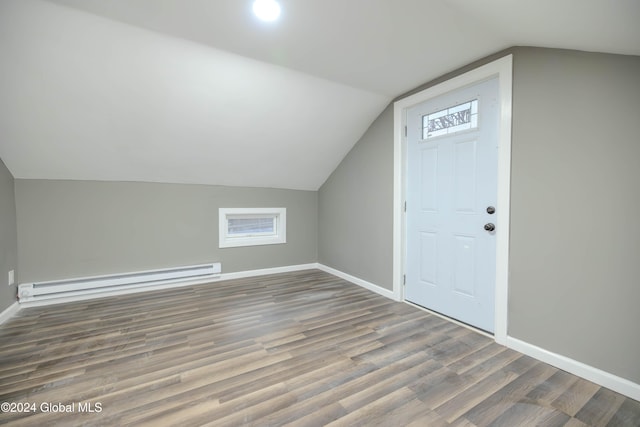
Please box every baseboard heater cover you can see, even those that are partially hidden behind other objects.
[18,263,222,303]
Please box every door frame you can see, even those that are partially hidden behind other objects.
[392,55,512,344]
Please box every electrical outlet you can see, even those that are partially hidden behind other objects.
[8,270,15,286]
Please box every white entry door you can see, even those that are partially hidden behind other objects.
[405,77,499,333]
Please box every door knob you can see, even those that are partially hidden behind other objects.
[484,223,495,232]
[486,206,495,214]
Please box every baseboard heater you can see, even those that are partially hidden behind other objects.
[18,263,222,304]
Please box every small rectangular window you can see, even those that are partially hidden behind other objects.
[228,217,276,237]
[423,99,478,139]
[219,208,286,248]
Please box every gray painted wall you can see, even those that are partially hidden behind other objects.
[318,47,640,384]
[509,48,640,383]
[15,180,317,283]
[0,158,18,312]
[318,104,394,290]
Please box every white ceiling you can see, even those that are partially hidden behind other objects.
[1,0,639,191]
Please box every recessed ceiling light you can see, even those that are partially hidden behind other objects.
[252,0,281,22]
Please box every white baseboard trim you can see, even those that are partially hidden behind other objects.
[316,264,399,301]
[219,263,318,281]
[0,302,20,325]
[506,336,640,402]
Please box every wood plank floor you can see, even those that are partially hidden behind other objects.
[0,269,638,426]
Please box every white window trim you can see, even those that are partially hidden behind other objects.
[219,208,287,248]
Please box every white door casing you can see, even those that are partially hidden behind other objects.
[405,78,498,333]
[392,55,512,343]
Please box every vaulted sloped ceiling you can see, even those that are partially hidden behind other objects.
[1,0,639,190]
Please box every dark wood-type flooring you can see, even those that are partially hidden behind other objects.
[1,270,639,426]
